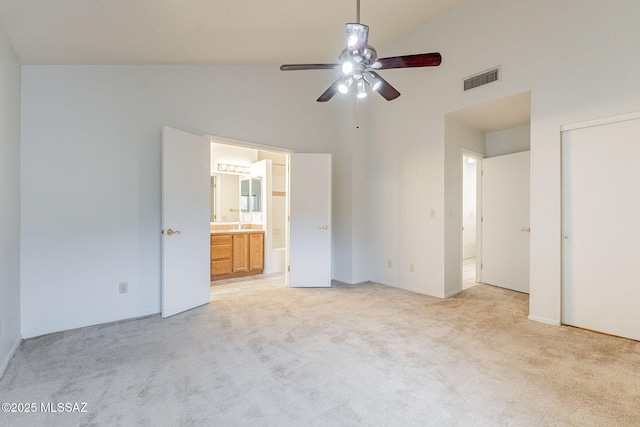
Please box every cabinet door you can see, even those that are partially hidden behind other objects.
[232,234,249,272]
[249,233,264,271]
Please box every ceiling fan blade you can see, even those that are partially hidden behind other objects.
[280,64,340,71]
[372,53,442,70]
[346,23,369,52]
[317,78,343,102]
[369,71,401,101]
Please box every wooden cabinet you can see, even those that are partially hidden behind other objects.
[249,233,264,271]
[211,231,264,280]
[210,234,232,276]
[232,234,249,273]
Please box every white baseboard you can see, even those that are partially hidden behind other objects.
[0,335,22,379]
[528,315,561,326]
[445,289,463,298]
[377,281,445,298]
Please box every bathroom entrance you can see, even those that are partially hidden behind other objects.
[462,153,482,289]
[209,139,290,296]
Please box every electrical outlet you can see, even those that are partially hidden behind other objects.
[119,282,128,294]
[387,259,392,268]
[409,264,415,273]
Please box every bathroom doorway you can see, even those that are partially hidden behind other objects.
[209,138,291,296]
[462,152,482,289]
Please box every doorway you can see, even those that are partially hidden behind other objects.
[462,153,482,289]
[446,91,532,296]
[209,139,291,294]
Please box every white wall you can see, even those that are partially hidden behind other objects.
[368,0,640,324]
[20,65,344,337]
[0,22,21,376]
[210,143,258,175]
[486,125,530,158]
[332,99,370,284]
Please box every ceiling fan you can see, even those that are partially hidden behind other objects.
[280,0,442,102]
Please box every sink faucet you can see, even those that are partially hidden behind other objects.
[237,221,243,230]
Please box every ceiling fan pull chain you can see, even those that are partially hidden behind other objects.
[356,0,360,24]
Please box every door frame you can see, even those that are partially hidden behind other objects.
[206,134,292,286]
[461,149,484,287]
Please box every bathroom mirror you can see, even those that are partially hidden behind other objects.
[251,177,262,212]
[240,176,262,213]
[211,173,263,221]
[211,174,243,222]
[240,178,250,212]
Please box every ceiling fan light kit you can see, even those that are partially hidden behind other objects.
[280,1,442,102]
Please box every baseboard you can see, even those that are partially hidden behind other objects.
[445,289,463,298]
[0,334,22,379]
[528,315,561,326]
[331,276,371,286]
[378,281,445,298]
[22,310,160,339]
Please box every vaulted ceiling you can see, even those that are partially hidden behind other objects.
[0,0,464,65]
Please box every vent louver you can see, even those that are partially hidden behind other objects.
[463,67,500,91]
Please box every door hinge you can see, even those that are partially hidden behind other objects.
[288,215,291,222]
[481,216,484,222]
[481,169,484,176]
[288,265,291,272]
[481,263,483,269]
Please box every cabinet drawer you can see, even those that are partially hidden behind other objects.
[211,244,231,260]
[211,260,232,275]
[211,234,232,245]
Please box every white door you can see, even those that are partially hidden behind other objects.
[481,151,530,293]
[162,126,211,317]
[289,153,332,287]
[562,116,640,341]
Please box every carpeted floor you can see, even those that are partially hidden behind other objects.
[1,280,639,426]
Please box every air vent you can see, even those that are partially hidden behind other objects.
[463,67,500,91]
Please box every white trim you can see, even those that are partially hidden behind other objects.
[380,281,446,298]
[0,335,22,378]
[21,311,159,339]
[445,289,462,298]
[560,111,640,132]
[528,315,561,326]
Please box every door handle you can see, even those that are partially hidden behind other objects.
[166,229,181,235]
[319,226,328,230]
[521,227,531,232]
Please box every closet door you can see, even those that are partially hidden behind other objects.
[562,115,640,340]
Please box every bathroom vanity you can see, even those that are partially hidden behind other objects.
[210,229,264,280]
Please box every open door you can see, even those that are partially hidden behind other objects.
[162,126,211,317]
[289,153,332,287]
[481,151,530,293]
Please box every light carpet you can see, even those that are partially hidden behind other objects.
[1,280,639,426]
